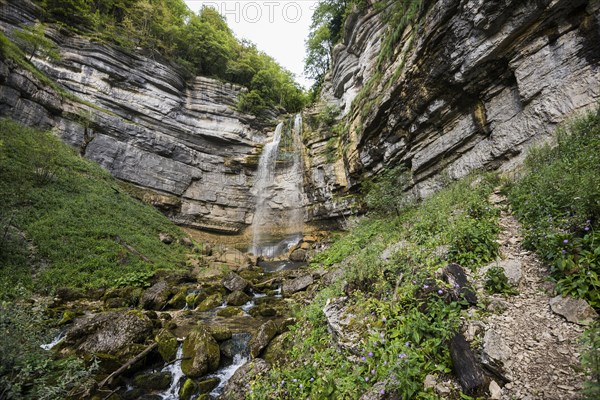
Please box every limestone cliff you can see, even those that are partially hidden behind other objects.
[0,0,270,234]
[312,0,600,206]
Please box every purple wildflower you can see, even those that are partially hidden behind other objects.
[362,356,366,362]
[399,353,407,359]
[382,316,387,322]
[438,289,443,295]
[299,384,303,389]
[380,389,385,395]
[310,377,314,382]
[365,377,370,382]
[562,249,567,254]
[293,379,297,383]
[368,352,374,357]
[371,369,376,375]
[563,239,569,244]
[585,226,590,231]
[423,284,429,289]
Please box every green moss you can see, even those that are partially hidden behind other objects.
[179,378,198,400]
[58,311,76,325]
[156,329,178,363]
[216,306,244,317]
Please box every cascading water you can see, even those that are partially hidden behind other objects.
[159,345,184,400]
[249,115,305,258]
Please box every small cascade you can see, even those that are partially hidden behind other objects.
[159,344,184,400]
[40,331,65,351]
[250,114,305,258]
[206,333,251,397]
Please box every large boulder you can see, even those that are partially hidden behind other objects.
[196,293,223,312]
[222,272,250,292]
[282,274,313,295]
[181,324,220,378]
[140,280,172,310]
[249,320,278,358]
[155,329,178,363]
[227,290,251,306]
[323,297,362,355]
[218,359,270,400]
[64,311,153,358]
[263,331,291,366]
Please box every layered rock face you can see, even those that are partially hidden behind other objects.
[0,0,270,234]
[318,0,600,199]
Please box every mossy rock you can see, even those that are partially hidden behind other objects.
[181,324,220,378]
[196,293,223,312]
[104,297,126,309]
[263,331,291,366]
[185,292,201,308]
[133,371,172,390]
[168,289,188,309]
[179,378,198,400]
[198,377,220,393]
[59,310,76,325]
[155,329,178,362]
[226,290,251,306]
[216,306,244,317]
[207,325,232,342]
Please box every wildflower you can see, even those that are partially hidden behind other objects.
[380,332,385,338]
[365,377,370,382]
[563,239,569,244]
[438,289,443,295]
[382,316,387,322]
[371,369,376,374]
[405,342,410,347]
[299,384,303,389]
[368,352,374,357]
[399,353,407,359]
[585,226,590,231]
[374,341,378,346]
[310,377,314,382]
[423,284,429,289]
[361,356,366,362]
[383,360,387,365]
[381,389,385,395]
[281,380,285,386]
[561,249,567,254]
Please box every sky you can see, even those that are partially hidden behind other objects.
[184,1,318,88]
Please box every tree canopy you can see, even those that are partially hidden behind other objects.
[35,0,305,116]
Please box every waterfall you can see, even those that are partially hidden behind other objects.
[250,115,305,257]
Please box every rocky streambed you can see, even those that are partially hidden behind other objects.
[42,238,327,400]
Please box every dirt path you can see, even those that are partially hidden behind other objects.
[476,192,587,400]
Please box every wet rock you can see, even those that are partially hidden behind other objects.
[220,333,251,359]
[217,306,244,317]
[159,233,173,244]
[250,320,278,358]
[168,289,188,309]
[219,359,269,400]
[282,274,313,295]
[64,311,153,359]
[133,371,172,391]
[289,248,307,262]
[181,324,220,378]
[208,325,232,342]
[227,290,251,306]
[198,377,220,394]
[196,293,223,312]
[140,281,172,311]
[179,378,198,400]
[222,272,250,292]
[549,295,598,325]
[155,329,178,363]
[323,297,361,355]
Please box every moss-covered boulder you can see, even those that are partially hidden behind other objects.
[263,332,291,366]
[222,272,250,292]
[181,324,220,378]
[198,377,220,393]
[140,280,172,310]
[179,378,198,400]
[168,289,188,309]
[226,290,251,306]
[216,306,244,317]
[59,310,76,325]
[133,371,172,390]
[207,325,232,342]
[155,329,178,363]
[220,359,269,400]
[196,293,223,312]
[249,320,278,358]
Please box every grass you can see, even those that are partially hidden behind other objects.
[0,119,187,298]
[507,107,600,307]
[250,173,500,399]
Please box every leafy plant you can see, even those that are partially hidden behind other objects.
[362,166,415,217]
[484,267,518,295]
[581,322,600,399]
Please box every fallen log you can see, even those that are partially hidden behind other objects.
[443,263,477,305]
[98,342,158,388]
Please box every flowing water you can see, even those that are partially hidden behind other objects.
[160,345,185,400]
[250,115,305,258]
[40,331,65,350]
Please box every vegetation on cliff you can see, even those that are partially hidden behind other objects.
[18,0,306,115]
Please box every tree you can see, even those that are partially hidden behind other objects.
[13,23,60,62]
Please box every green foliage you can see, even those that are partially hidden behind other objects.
[581,322,600,399]
[251,174,499,398]
[32,1,305,116]
[484,267,518,295]
[0,299,97,399]
[507,107,600,307]
[12,23,60,62]
[362,166,415,217]
[0,119,186,297]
